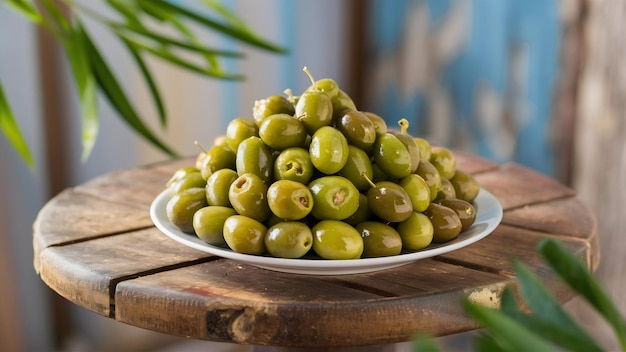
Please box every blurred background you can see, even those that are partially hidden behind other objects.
[1,0,624,351]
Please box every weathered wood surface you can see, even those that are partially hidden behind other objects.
[33,153,598,349]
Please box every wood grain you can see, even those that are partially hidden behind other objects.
[32,153,598,349]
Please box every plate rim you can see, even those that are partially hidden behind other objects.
[150,188,502,275]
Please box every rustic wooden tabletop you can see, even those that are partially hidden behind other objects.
[32,152,599,351]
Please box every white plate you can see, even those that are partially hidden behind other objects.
[150,188,502,275]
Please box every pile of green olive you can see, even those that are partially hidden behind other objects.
[165,67,481,260]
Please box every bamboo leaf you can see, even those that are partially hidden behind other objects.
[0,80,34,168]
[81,25,179,158]
[472,333,505,352]
[137,0,288,53]
[538,238,626,350]
[462,299,557,352]
[120,38,167,127]
[119,34,244,80]
[4,0,42,23]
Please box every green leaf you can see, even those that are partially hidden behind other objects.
[137,0,288,53]
[0,80,34,168]
[59,18,99,162]
[80,24,179,158]
[411,333,441,352]
[119,34,244,80]
[462,299,556,352]
[120,38,167,127]
[472,333,505,352]
[4,0,42,23]
[539,238,626,350]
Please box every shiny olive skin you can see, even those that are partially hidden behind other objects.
[373,133,412,179]
[166,166,200,188]
[267,180,314,220]
[166,187,208,233]
[309,126,349,175]
[312,220,364,259]
[434,177,457,202]
[391,131,420,173]
[253,95,295,126]
[356,221,402,257]
[336,109,377,151]
[343,193,373,226]
[399,174,431,212]
[308,176,360,220]
[199,144,237,180]
[236,136,274,185]
[423,203,463,243]
[363,112,388,136]
[331,90,357,119]
[371,163,388,183]
[226,117,259,152]
[192,206,237,245]
[430,146,456,180]
[449,170,480,203]
[273,147,314,184]
[223,215,267,254]
[397,212,434,250]
[259,113,307,150]
[339,145,373,192]
[229,173,270,222]
[415,160,443,201]
[205,168,238,207]
[367,181,413,223]
[264,221,313,258]
[437,198,476,231]
[169,171,206,196]
[295,88,333,135]
[307,78,339,100]
[413,137,432,161]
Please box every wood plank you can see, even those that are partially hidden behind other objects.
[114,259,505,347]
[475,163,576,210]
[452,150,499,175]
[38,228,213,316]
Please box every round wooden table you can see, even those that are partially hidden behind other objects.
[33,152,599,351]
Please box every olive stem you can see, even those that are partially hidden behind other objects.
[361,172,376,189]
[283,88,297,104]
[398,118,409,135]
[302,66,318,90]
[194,140,207,154]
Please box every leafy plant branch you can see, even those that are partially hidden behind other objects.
[0,0,287,168]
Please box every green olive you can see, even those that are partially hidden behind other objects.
[205,168,238,207]
[363,112,388,136]
[166,187,208,233]
[295,87,333,135]
[192,206,237,245]
[264,221,313,258]
[437,198,476,231]
[449,170,480,203]
[169,171,206,196]
[199,143,236,180]
[343,193,373,226]
[331,90,357,120]
[225,117,259,152]
[312,220,363,259]
[336,109,377,151]
[223,215,267,254]
[236,136,274,185]
[307,77,339,100]
[373,133,412,179]
[413,137,432,161]
[415,160,442,201]
[228,173,270,222]
[366,180,413,223]
[273,147,314,184]
[308,176,359,221]
[396,212,434,251]
[166,166,200,188]
[430,146,456,180]
[423,203,462,243]
[259,113,307,150]
[399,174,431,212]
[339,145,373,192]
[253,95,295,126]
[309,126,349,175]
[267,180,314,220]
[434,177,457,202]
[356,221,402,257]
[391,130,420,173]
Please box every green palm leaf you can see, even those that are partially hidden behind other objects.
[0,80,34,168]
